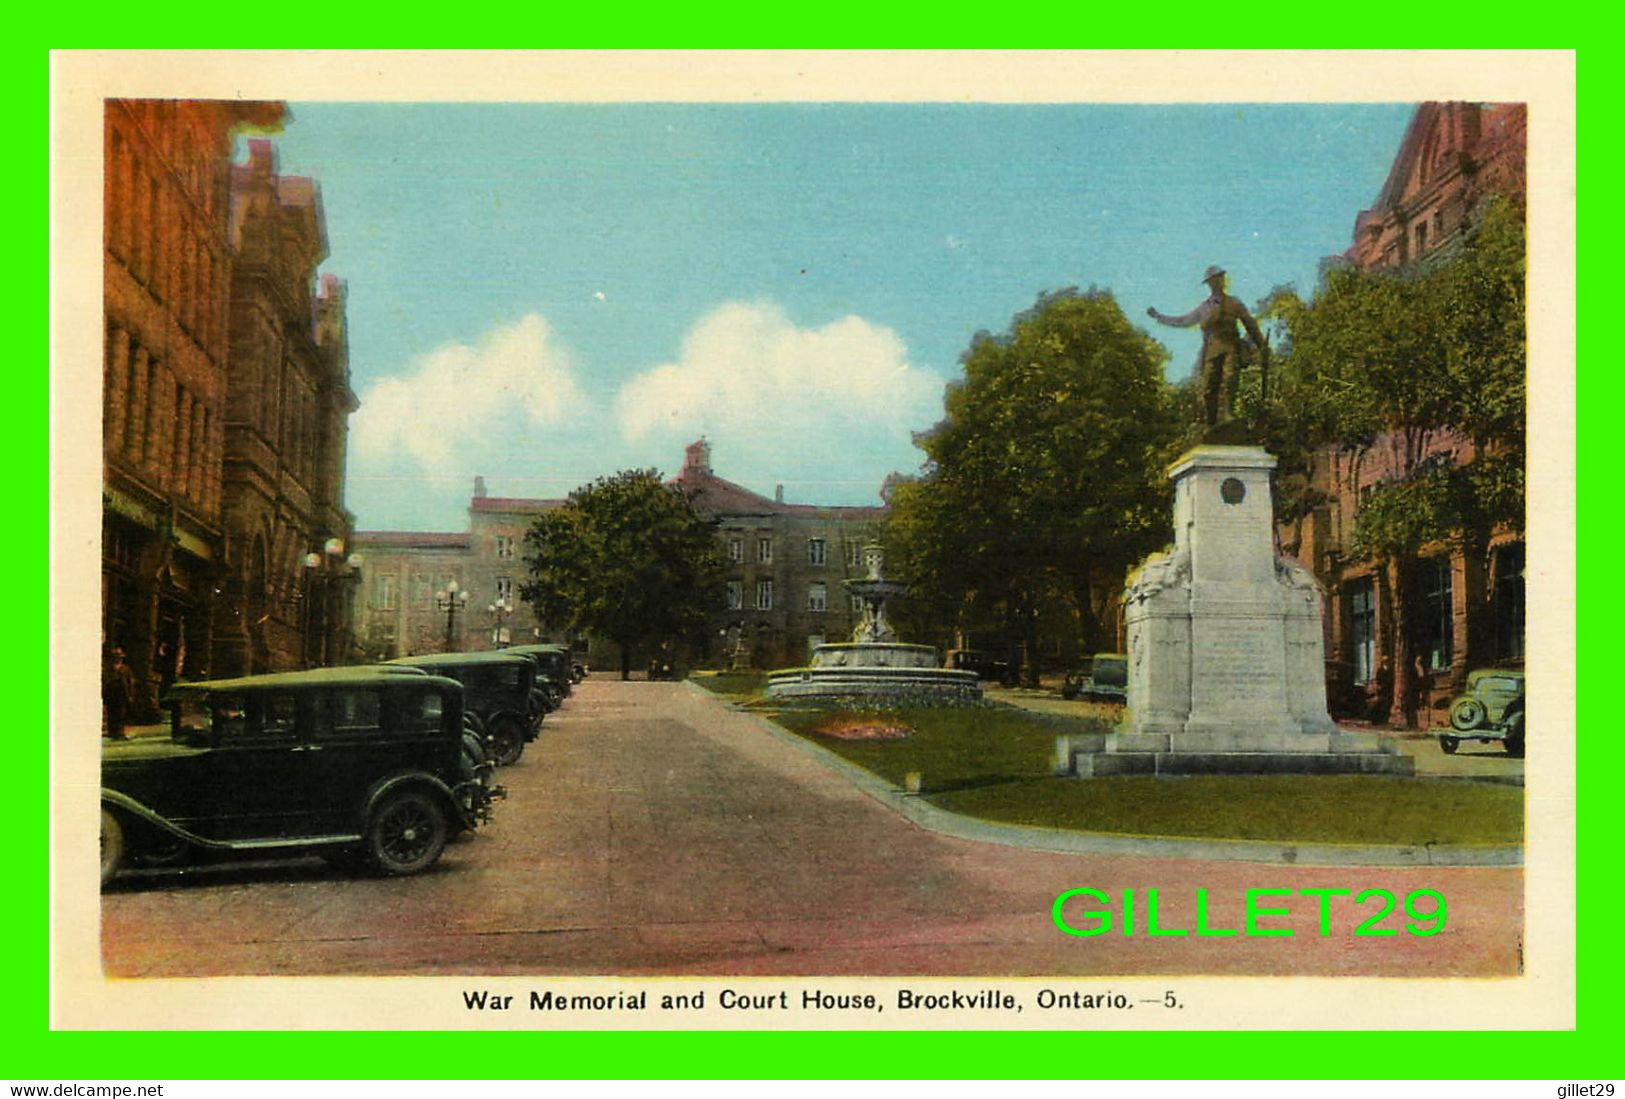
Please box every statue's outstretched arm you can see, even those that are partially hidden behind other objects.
[1146,301,1208,328]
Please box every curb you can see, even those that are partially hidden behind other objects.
[685,682,1523,869]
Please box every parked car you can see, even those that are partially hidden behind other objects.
[501,643,573,705]
[388,652,539,766]
[1442,668,1525,757]
[944,649,1018,686]
[1061,653,1129,703]
[101,666,493,887]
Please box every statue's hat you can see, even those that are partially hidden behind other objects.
[1202,264,1227,283]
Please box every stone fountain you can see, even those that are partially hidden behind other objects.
[764,544,982,704]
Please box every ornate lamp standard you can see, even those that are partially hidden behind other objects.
[302,537,363,668]
[436,579,471,652]
[488,596,513,647]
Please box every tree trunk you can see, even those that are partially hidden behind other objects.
[1387,558,1419,729]
[620,644,631,681]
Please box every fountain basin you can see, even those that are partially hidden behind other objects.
[765,643,983,705]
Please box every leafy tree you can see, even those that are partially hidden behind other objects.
[1262,197,1526,720]
[885,288,1181,675]
[520,470,728,680]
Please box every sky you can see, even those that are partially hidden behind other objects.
[261,102,1417,532]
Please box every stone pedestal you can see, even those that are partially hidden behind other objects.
[1066,446,1412,777]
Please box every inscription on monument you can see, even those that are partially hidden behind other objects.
[1198,620,1279,688]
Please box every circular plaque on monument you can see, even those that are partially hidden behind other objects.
[1220,477,1246,505]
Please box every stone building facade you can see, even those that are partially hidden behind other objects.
[351,485,562,659]
[351,444,886,671]
[210,140,358,678]
[1285,101,1527,727]
[102,99,284,718]
[673,440,884,670]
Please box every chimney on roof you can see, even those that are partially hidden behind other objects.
[247,138,276,175]
[775,484,784,504]
[474,476,488,498]
[684,438,712,476]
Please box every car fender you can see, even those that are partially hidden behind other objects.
[362,772,473,833]
[101,789,235,851]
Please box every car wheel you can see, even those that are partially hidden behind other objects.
[488,716,525,766]
[366,791,448,876]
[1439,735,1460,755]
[1449,698,1487,732]
[1060,683,1079,701]
[100,808,124,888]
[1505,730,1525,758]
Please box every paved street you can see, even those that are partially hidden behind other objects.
[103,680,1522,978]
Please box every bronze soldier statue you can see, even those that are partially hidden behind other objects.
[1148,265,1270,428]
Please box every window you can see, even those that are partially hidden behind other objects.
[807,538,826,566]
[728,538,743,563]
[376,574,397,611]
[847,542,863,568]
[494,535,515,559]
[314,690,382,739]
[850,594,865,616]
[726,581,743,610]
[1348,578,1376,684]
[757,538,773,564]
[1414,222,1428,255]
[1418,557,1454,672]
[495,576,513,603]
[392,691,444,734]
[413,576,432,609]
[806,582,827,613]
[756,579,774,610]
[263,693,300,739]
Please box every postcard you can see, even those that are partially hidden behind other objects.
[50,49,1575,1035]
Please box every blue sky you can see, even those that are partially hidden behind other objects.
[262,102,1416,531]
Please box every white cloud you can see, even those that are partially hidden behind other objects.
[352,313,588,476]
[614,302,944,495]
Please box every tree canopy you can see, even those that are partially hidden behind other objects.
[520,470,727,679]
[1261,196,1527,562]
[884,288,1181,664]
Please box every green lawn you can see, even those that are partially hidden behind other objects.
[932,775,1523,846]
[747,699,1522,848]
[690,670,768,701]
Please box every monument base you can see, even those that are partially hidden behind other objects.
[1056,733,1417,778]
[1063,444,1414,780]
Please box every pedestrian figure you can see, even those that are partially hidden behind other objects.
[1148,265,1270,427]
[103,647,135,741]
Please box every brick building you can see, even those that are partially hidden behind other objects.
[102,99,284,718]
[1286,102,1527,726]
[207,140,359,677]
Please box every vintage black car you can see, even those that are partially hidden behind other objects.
[387,652,539,766]
[1443,668,1526,757]
[944,649,1018,687]
[101,666,492,886]
[501,643,573,707]
[1061,653,1129,703]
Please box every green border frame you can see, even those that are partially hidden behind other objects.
[28,37,1596,1080]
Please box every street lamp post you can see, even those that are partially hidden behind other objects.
[488,596,513,647]
[303,537,363,668]
[436,579,471,652]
